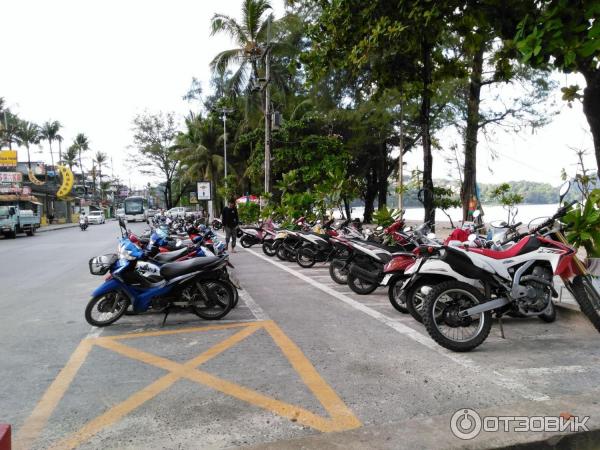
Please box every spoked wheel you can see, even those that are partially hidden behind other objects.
[240,235,253,248]
[421,281,492,352]
[347,272,378,295]
[405,281,433,323]
[297,247,316,268]
[190,279,234,320]
[85,291,129,327]
[387,279,408,314]
[262,240,277,257]
[329,259,349,284]
[572,276,600,332]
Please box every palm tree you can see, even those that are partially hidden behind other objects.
[1,110,21,150]
[16,121,40,169]
[210,0,274,97]
[175,114,225,215]
[40,121,62,174]
[93,151,108,200]
[72,133,90,194]
[62,145,79,171]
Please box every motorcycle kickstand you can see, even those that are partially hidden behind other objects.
[161,307,171,327]
[497,315,505,339]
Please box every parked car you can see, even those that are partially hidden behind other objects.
[88,210,106,225]
[147,208,158,218]
[166,207,192,218]
[0,200,40,238]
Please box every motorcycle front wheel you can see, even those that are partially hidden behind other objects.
[329,259,349,284]
[387,279,409,314]
[572,276,600,332]
[276,244,289,261]
[347,272,378,295]
[421,281,492,352]
[85,291,129,327]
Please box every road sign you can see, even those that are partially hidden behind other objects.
[189,192,198,204]
[197,181,211,200]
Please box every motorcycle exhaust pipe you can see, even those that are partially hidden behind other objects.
[349,264,381,283]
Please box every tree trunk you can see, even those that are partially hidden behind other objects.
[420,38,435,229]
[343,197,351,219]
[377,141,388,210]
[461,40,485,222]
[165,180,172,209]
[363,167,377,223]
[582,69,600,172]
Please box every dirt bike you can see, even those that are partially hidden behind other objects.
[417,182,600,352]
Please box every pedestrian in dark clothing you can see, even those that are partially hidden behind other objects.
[222,199,239,252]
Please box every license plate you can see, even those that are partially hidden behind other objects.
[381,274,392,286]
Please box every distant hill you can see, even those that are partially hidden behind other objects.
[383,179,589,208]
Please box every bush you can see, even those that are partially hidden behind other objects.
[238,202,260,224]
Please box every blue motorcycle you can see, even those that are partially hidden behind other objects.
[85,235,235,327]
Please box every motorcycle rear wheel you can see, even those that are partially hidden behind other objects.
[297,247,316,268]
[191,280,234,320]
[329,259,348,284]
[262,241,277,257]
[347,272,378,295]
[240,235,253,248]
[85,291,129,327]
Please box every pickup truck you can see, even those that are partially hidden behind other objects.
[0,201,41,238]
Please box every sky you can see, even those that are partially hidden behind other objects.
[1,0,595,190]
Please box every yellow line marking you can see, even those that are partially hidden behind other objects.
[263,321,362,430]
[13,339,93,450]
[20,321,361,450]
[49,326,260,450]
[105,321,263,340]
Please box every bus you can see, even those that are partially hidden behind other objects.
[123,196,148,222]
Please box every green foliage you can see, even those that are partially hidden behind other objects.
[432,186,461,210]
[515,0,600,74]
[217,174,239,203]
[489,183,525,207]
[277,191,315,225]
[564,189,600,258]
[372,207,402,227]
[238,201,260,224]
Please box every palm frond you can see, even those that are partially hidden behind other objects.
[210,48,245,76]
[211,13,247,46]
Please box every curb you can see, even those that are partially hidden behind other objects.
[245,389,600,450]
[36,224,79,233]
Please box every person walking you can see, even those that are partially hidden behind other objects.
[222,199,239,252]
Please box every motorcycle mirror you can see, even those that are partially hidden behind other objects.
[472,210,481,218]
[559,180,571,201]
[468,233,477,242]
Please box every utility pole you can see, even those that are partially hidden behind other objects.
[398,91,405,212]
[264,16,272,195]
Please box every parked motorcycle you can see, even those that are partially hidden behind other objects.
[86,224,236,327]
[414,182,598,352]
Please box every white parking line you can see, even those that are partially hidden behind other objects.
[505,366,589,375]
[238,287,270,321]
[242,248,550,402]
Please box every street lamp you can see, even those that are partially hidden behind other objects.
[217,107,234,179]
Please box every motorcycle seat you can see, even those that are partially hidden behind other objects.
[160,256,223,279]
[152,247,189,263]
[469,235,540,260]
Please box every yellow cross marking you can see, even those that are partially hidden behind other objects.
[15,321,361,450]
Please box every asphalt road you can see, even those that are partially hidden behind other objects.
[1,223,600,449]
